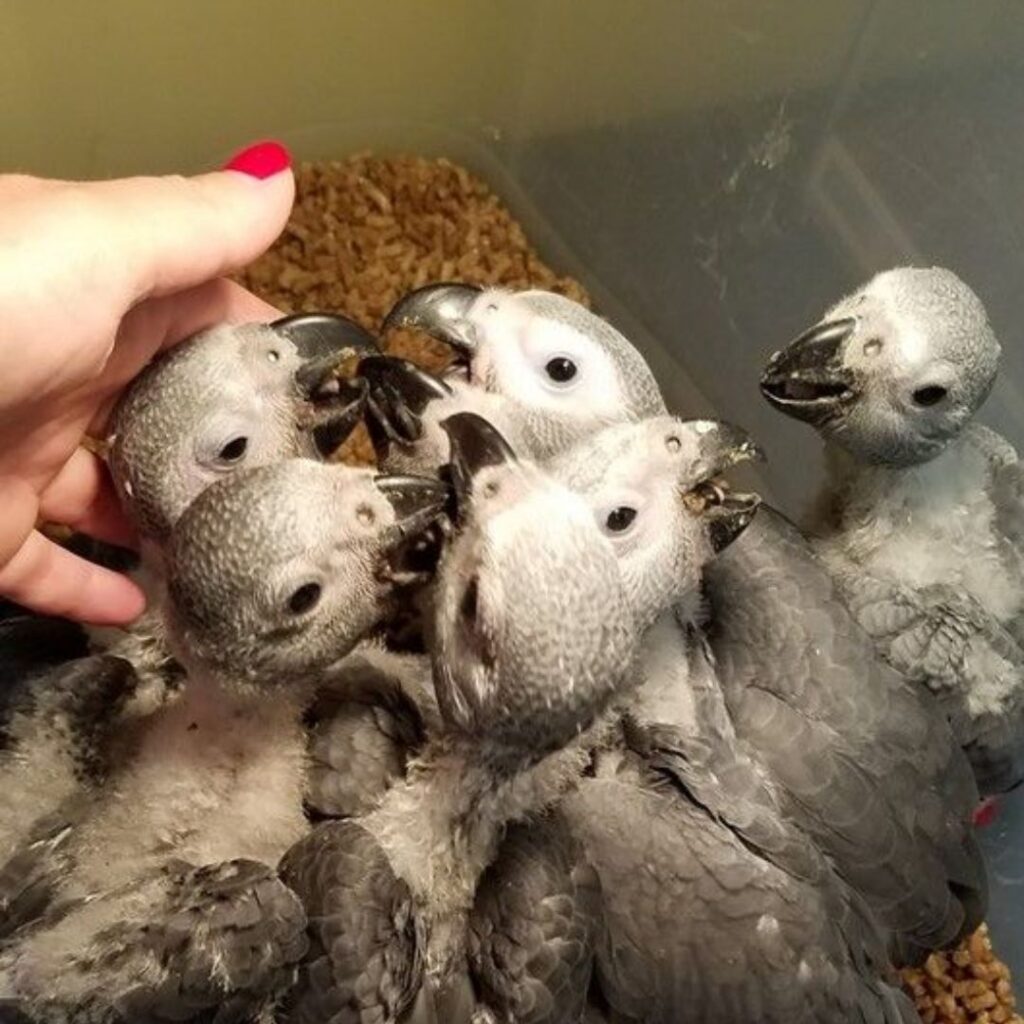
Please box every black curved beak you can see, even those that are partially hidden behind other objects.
[678,420,763,554]
[376,474,451,547]
[273,313,380,456]
[382,283,483,359]
[274,312,381,397]
[440,412,518,527]
[358,355,452,460]
[760,317,859,424]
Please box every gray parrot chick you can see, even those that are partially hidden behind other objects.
[430,412,637,764]
[109,313,377,554]
[494,419,920,1023]
[165,459,446,686]
[280,413,638,1024]
[761,266,999,466]
[0,459,447,1023]
[361,283,666,477]
[550,415,761,636]
[762,266,1024,797]
[555,411,986,972]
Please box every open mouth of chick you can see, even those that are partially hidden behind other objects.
[682,477,732,515]
[761,376,854,404]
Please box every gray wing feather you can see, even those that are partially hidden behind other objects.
[279,821,422,1024]
[563,775,914,1024]
[469,814,600,1024]
[705,508,986,965]
[1,859,306,1023]
[0,812,79,941]
[304,655,428,820]
[109,859,308,1024]
[833,563,1024,795]
[0,654,139,783]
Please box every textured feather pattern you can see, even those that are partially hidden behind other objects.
[1,858,307,1023]
[303,646,432,820]
[0,655,140,883]
[828,566,1024,794]
[562,764,916,1024]
[279,820,424,1024]
[469,815,601,1024]
[704,507,986,966]
[813,423,1024,793]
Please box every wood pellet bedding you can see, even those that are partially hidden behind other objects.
[236,154,1021,1024]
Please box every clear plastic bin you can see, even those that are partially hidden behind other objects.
[4,0,1023,977]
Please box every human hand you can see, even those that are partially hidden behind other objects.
[0,141,295,625]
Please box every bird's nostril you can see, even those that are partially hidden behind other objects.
[356,504,376,527]
[460,577,479,627]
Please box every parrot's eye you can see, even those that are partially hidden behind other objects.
[912,385,948,407]
[217,436,249,464]
[544,356,578,385]
[287,582,322,615]
[604,506,638,534]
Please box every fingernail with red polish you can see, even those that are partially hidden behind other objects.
[223,140,291,179]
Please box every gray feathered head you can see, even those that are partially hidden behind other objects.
[165,458,447,687]
[761,267,1000,466]
[550,416,762,632]
[366,284,666,469]
[431,413,636,768]
[108,314,377,546]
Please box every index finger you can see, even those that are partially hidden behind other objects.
[0,529,145,625]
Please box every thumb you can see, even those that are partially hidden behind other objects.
[83,141,295,305]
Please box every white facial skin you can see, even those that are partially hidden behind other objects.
[109,323,317,543]
[433,454,636,761]
[552,418,726,632]
[768,268,1001,466]
[468,291,633,424]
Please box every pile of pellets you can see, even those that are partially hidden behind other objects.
[236,154,1020,1024]
[903,927,1022,1024]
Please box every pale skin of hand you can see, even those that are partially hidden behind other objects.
[0,165,295,625]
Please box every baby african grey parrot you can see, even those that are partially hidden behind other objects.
[360,283,665,477]
[0,457,448,1023]
[549,416,916,1023]
[278,413,638,1024]
[760,267,1024,799]
[383,287,986,968]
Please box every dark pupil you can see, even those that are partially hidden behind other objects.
[288,582,322,615]
[545,357,578,383]
[913,385,948,407]
[606,506,637,532]
[218,437,249,462]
